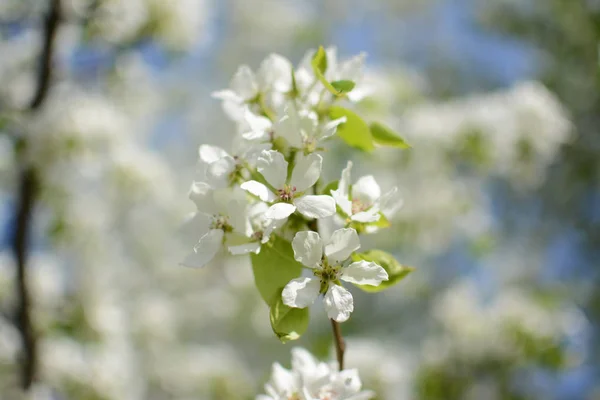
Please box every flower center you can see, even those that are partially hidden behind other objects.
[278,184,296,202]
[304,137,317,153]
[228,158,244,185]
[211,215,233,232]
[351,199,369,214]
[251,230,263,241]
[314,258,341,293]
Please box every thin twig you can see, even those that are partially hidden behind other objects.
[330,318,346,370]
[12,0,61,390]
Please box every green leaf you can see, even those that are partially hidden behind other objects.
[366,213,391,230]
[321,180,339,196]
[311,46,347,97]
[369,122,411,149]
[290,68,299,98]
[330,80,356,93]
[351,250,414,292]
[269,293,309,343]
[251,235,304,305]
[311,46,328,74]
[329,106,375,152]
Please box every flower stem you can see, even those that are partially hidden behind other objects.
[330,319,346,370]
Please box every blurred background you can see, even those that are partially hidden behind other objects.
[0,0,598,399]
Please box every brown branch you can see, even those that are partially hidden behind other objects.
[330,318,346,370]
[12,0,61,390]
[29,0,61,110]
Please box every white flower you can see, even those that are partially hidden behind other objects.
[212,65,260,120]
[257,347,375,400]
[212,54,293,121]
[180,183,250,268]
[331,161,402,225]
[276,104,346,153]
[197,141,271,188]
[295,47,368,105]
[228,202,282,255]
[241,150,336,221]
[240,108,274,141]
[281,229,388,322]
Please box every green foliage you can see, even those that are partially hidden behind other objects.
[330,80,356,94]
[350,213,391,234]
[351,250,413,292]
[270,292,310,342]
[329,106,375,152]
[290,68,300,98]
[251,236,308,341]
[251,236,304,305]
[320,180,339,196]
[311,46,351,97]
[369,122,411,149]
[312,46,328,75]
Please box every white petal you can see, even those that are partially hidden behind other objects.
[324,46,339,80]
[222,99,246,121]
[180,229,224,268]
[258,53,293,92]
[331,188,352,217]
[332,369,363,395]
[324,228,361,265]
[257,150,288,189]
[206,156,236,189]
[275,109,303,148]
[270,363,295,394]
[188,181,217,214]
[265,203,296,220]
[341,261,388,286]
[198,145,228,164]
[292,231,323,268]
[282,277,320,308]
[323,285,353,322]
[339,52,366,82]
[179,212,211,248]
[352,175,381,208]
[338,161,352,199]
[228,242,261,255]
[211,89,242,103]
[319,116,347,140]
[238,142,272,165]
[291,348,319,373]
[230,65,258,100]
[378,187,403,218]
[242,109,272,141]
[351,208,380,223]
[290,153,322,192]
[240,180,275,202]
[294,195,336,219]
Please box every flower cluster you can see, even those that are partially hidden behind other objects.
[257,347,375,400]
[182,47,411,324]
[183,47,413,398]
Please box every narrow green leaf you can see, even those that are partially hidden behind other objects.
[251,236,304,305]
[311,46,348,97]
[369,122,411,149]
[330,80,356,94]
[269,293,309,343]
[290,68,299,98]
[311,46,328,74]
[351,249,414,292]
[329,106,375,152]
[370,122,410,149]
